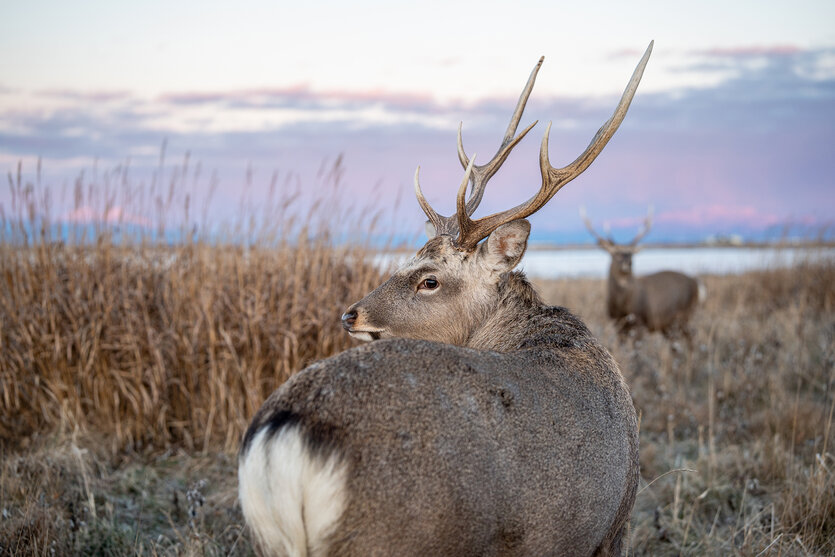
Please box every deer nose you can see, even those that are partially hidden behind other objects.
[341,310,358,330]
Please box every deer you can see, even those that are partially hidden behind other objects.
[239,41,653,557]
[580,207,706,341]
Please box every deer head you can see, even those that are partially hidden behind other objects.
[341,42,653,346]
[581,206,653,281]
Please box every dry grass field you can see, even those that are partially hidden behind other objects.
[1,165,833,555]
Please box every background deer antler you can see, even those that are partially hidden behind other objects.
[628,206,654,246]
[580,205,654,250]
[580,206,615,250]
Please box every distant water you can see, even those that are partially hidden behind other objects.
[374,246,835,279]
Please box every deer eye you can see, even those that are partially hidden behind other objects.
[419,277,439,290]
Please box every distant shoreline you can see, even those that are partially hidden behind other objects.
[384,240,835,254]
[375,244,835,279]
[526,240,835,251]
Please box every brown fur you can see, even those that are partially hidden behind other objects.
[241,227,639,556]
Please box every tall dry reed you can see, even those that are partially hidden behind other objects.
[1,158,387,453]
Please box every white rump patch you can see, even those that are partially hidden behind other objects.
[239,425,348,557]
[697,279,707,304]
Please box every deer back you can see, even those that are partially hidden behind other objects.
[635,270,700,330]
[241,317,638,556]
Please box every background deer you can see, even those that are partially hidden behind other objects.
[581,207,705,340]
[239,42,652,557]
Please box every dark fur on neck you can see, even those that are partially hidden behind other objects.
[467,271,597,354]
[498,271,542,309]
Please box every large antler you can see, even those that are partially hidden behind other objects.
[414,58,543,237]
[437,41,653,250]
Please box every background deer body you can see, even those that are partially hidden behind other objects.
[582,209,705,338]
[608,266,701,334]
[239,43,653,557]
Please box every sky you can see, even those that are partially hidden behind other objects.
[1,0,834,244]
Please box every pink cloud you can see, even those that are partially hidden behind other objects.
[603,214,654,229]
[322,88,435,107]
[435,56,462,67]
[609,47,646,60]
[656,204,782,228]
[158,84,310,104]
[696,45,802,58]
[64,206,151,227]
[592,205,820,235]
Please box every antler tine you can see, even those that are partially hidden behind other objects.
[414,157,478,238]
[579,206,613,247]
[414,166,443,234]
[455,41,653,250]
[455,156,477,234]
[629,205,654,246]
[603,222,615,244]
[456,57,543,215]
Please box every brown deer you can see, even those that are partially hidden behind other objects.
[580,207,705,340]
[239,42,653,557]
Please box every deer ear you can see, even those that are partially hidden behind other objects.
[424,220,437,239]
[480,219,530,272]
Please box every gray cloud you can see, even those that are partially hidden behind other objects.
[156,85,446,114]
[1,46,833,241]
[35,89,136,102]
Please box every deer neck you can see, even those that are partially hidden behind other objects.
[465,271,565,352]
[607,270,635,316]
